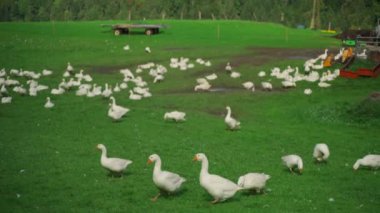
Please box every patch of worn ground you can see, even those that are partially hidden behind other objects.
[369,92,380,101]
[223,47,332,69]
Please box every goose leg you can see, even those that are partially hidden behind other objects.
[211,198,219,204]
[151,193,161,202]
[289,167,295,174]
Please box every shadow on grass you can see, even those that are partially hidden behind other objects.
[354,167,379,172]
[282,168,302,175]
[199,192,242,205]
[150,188,189,202]
[106,171,132,178]
[241,190,268,197]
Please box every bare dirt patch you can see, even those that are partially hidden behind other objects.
[369,92,380,101]
[227,47,333,69]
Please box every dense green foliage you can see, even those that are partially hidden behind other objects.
[1,0,380,30]
[0,20,379,212]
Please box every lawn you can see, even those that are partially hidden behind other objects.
[0,20,379,212]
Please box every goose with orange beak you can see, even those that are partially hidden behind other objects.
[193,153,242,204]
[147,154,186,201]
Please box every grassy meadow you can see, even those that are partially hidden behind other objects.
[0,20,379,212]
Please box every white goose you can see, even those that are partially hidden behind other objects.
[164,111,186,122]
[282,154,303,174]
[193,153,242,204]
[42,69,53,76]
[258,71,266,77]
[142,90,152,98]
[242,81,254,90]
[145,47,151,53]
[312,61,324,70]
[304,64,311,73]
[44,97,54,108]
[0,68,6,77]
[230,71,241,78]
[318,81,331,88]
[313,143,330,162]
[96,144,132,176]
[318,49,328,60]
[225,106,240,130]
[147,154,186,201]
[123,44,130,51]
[261,81,273,91]
[237,173,271,193]
[108,103,129,121]
[63,71,70,77]
[334,48,344,61]
[225,62,232,72]
[113,83,121,92]
[1,85,8,95]
[194,80,211,91]
[13,85,26,95]
[357,49,367,60]
[67,62,74,72]
[281,79,296,88]
[304,88,312,95]
[109,96,129,116]
[29,86,38,96]
[353,154,380,170]
[75,69,84,79]
[76,87,88,96]
[51,86,65,95]
[120,82,128,89]
[1,96,12,104]
[102,84,112,98]
[129,90,142,100]
[205,73,218,81]
[153,75,164,83]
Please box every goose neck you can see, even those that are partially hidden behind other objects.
[226,108,231,118]
[100,147,107,161]
[200,158,209,176]
[153,158,162,174]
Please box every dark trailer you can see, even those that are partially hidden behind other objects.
[102,24,165,36]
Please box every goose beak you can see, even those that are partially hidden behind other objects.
[147,159,153,165]
[299,169,303,174]
[193,156,198,162]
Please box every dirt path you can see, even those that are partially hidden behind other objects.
[227,47,330,68]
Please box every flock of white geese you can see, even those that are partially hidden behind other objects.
[97,143,380,203]
[1,46,377,203]
[0,46,357,109]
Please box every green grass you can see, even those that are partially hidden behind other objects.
[0,20,379,212]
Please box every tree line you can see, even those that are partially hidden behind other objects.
[1,0,379,30]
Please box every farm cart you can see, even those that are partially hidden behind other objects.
[102,24,165,36]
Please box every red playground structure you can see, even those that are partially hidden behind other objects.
[340,56,380,78]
